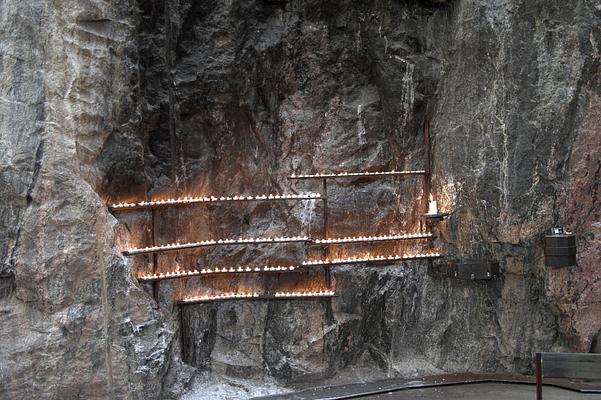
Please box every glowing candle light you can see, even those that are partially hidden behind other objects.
[428,194,438,214]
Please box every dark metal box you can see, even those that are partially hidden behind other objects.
[450,259,499,280]
[545,229,576,268]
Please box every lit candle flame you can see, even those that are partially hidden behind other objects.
[288,170,426,179]
[138,264,305,281]
[125,235,311,255]
[314,232,433,244]
[303,251,442,266]
[111,192,322,210]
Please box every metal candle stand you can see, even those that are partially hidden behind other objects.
[109,115,445,304]
[291,114,445,290]
[115,194,329,304]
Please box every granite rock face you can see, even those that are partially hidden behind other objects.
[1,0,599,398]
[0,1,193,399]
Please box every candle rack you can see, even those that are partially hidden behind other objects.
[179,290,337,305]
[123,236,311,256]
[111,190,333,303]
[303,252,443,267]
[137,264,307,282]
[110,192,322,211]
[312,232,434,245]
[109,115,446,305]
[289,114,445,281]
[288,170,427,180]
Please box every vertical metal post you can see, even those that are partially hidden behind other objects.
[322,179,328,244]
[423,114,437,247]
[179,304,186,361]
[151,208,159,302]
[320,178,335,353]
[423,113,432,205]
[322,178,331,287]
[536,353,543,400]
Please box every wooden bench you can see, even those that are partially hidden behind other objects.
[536,352,601,400]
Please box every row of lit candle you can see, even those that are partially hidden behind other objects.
[274,290,335,297]
[137,251,443,280]
[138,265,299,280]
[315,232,433,244]
[180,289,336,303]
[181,292,260,303]
[125,232,437,254]
[139,270,196,280]
[111,192,322,209]
[303,252,442,266]
[289,170,426,179]
[124,236,311,255]
[136,250,443,281]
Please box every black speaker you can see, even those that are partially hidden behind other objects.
[545,227,577,268]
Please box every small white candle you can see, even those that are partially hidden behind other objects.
[428,200,438,214]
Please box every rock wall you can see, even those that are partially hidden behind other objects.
[0,1,192,399]
[431,0,601,353]
[1,0,599,398]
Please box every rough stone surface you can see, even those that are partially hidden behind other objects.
[0,0,193,398]
[1,0,600,398]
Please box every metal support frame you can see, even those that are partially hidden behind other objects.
[423,114,436,270]
[151,208,159,302]
[423,113,432,204]
[125,112,439,310]
[536,352,543,400]
[322,178,331,287]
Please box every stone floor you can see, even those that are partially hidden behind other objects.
[254,373,601,400]
[358,382,600,400]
